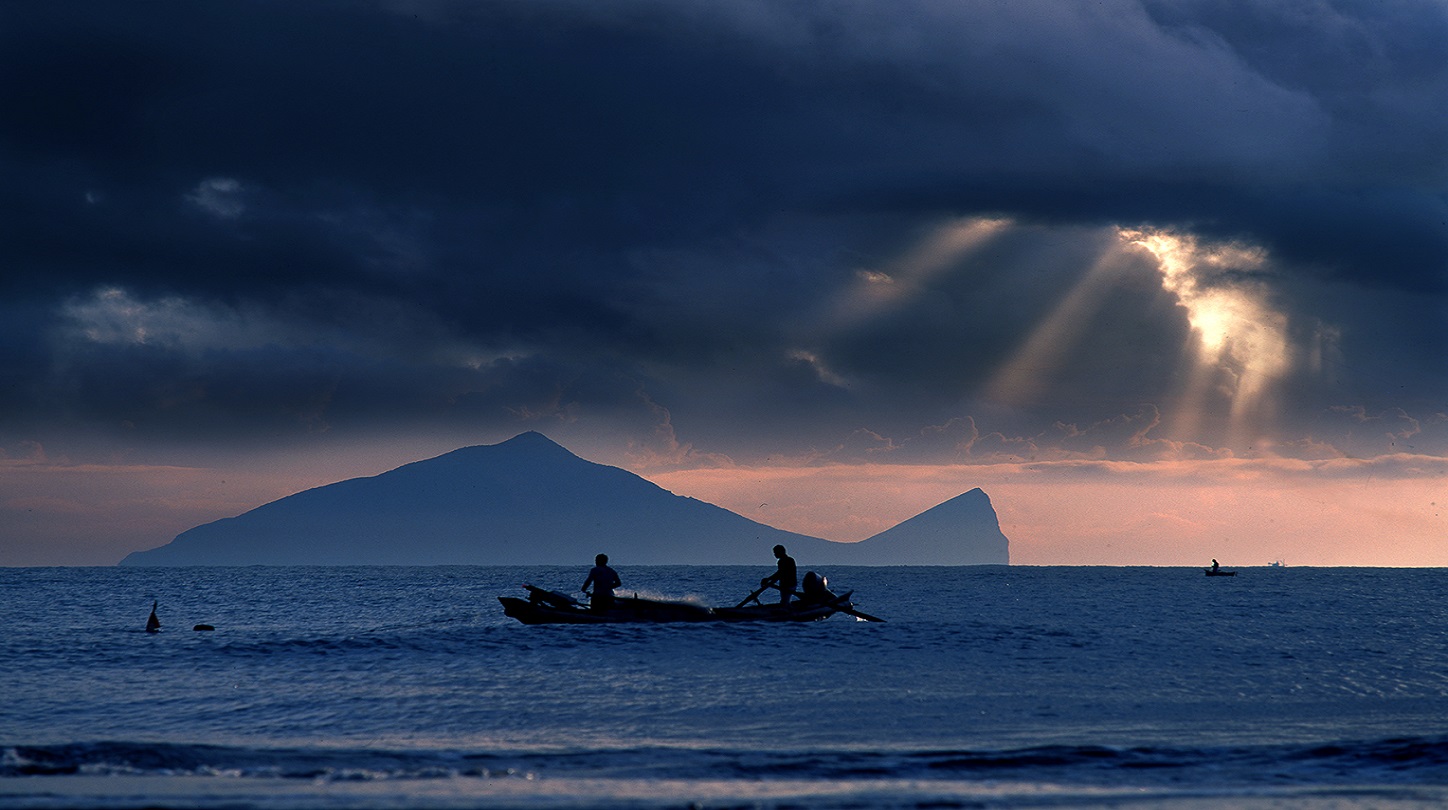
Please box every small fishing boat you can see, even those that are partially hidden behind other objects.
[499,573,883,624]
[1204,568,1237,577]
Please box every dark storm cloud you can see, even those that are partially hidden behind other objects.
[2,0,1444,457]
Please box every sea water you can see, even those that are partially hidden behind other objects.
[4,565,1448,808]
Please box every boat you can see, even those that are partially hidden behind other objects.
[1204,568,1237,577]
[499,573,882,624]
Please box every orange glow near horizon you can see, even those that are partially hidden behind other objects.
[5,445,1444,567]
[651,461,1448,567]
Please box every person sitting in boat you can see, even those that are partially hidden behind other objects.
[1211,559,1220,572]
[761,544,797,606]
[581,553,621,612]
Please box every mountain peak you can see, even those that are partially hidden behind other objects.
[498,430,561,448]
[119,434,1010,566]
[936,488,990,510]
[121,432,829,566]
[461,431,571,455]
[839,488,1009,565]
[424,431,579,467]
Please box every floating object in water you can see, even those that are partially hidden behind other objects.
[193,624,215,631]
[145,601,161,633]
[1204,568,1237,577]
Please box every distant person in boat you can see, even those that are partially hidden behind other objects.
[582,554,621,612]
[761,545,797,606]
[1211,559,1220,573]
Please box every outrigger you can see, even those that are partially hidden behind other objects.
[499,572,884,624]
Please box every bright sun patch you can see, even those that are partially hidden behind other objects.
[984,226,1299,454]
[1121,228,1292,449]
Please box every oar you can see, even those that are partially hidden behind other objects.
[735,583,771,608]
[524,583,585,608]
[808,588,884,622]
[835,603,887,623]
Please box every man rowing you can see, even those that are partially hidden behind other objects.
[760,544,797,607]
[581,553,622,613]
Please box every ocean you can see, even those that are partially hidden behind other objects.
[5,565,1448,808]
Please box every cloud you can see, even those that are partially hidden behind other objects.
[1310,406,1448,458]
[0,0,1442,479]
[186,177,245,219]
[5,1,1442,289]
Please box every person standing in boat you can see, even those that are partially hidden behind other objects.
[582,553,621,612]
[761,544,797,606]
[1211,559,1220,573]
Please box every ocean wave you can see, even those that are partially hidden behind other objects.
[9,736,1448,786]
[0,742,534,781]
[911,737,1448,784]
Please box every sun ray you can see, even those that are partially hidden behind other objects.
[984,242,1129,405]
[793,217,1011,384]
[1122,229,1292,451]
[821,217,1009,330]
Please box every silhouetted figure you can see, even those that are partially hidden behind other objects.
[1211,559,1220,572]
[761,544,797,606]
[145,601,161,633]
[581,553,621,612]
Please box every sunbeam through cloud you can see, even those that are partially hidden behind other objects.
[1123,228,1294,451]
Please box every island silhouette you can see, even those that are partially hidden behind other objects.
[120,432,1009,566]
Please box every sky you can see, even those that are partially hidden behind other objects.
[2,0,1445,566]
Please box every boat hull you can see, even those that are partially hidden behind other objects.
[498,588,855,624]
[499,595,715,624]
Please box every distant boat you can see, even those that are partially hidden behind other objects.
[1268,560,1284,567]
[1204,568,1237,577]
